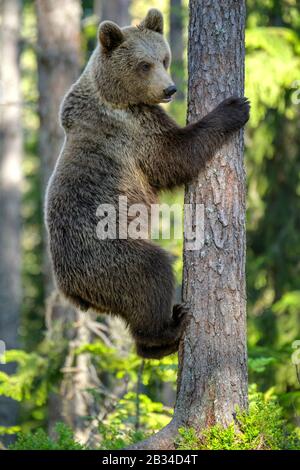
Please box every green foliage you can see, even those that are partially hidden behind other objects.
[248,356,277,373]
[176,389,300,450]
[0,426,21,436]
[246,27,300,125]
[0,350,48,405]
[76,341,178,387]
[0,338,68,430]
[104,392,172,431]
[7,389,300,450]
[9,423,86,450]
[76,341,174,434]
[8,421,144,451]
[245,0,300,423]
[2,0,299,450]
[97,423,145,450]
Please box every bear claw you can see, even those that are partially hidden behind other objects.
[172,303,189,323]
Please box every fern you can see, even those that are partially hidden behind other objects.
[9,423,86,450]
[176,389,300,450]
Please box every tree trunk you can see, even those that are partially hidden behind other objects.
[94,0,131,27]
[169,0,184,99]
[130,0,248,450]
[0,0,22,444]
[177,0,248,428]
[36,0,95,442]
[45,293,100,444]
[36,0,81,295]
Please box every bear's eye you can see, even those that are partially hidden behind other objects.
[140,62,151,72]
[163,57,169,69]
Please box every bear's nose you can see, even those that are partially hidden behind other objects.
[163,85,177,98]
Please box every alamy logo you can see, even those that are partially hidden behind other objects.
[291,80,300,105]
[0,340,6,364]
[291,340,300,384]
[291,340,300,366]
[96,197,205,251]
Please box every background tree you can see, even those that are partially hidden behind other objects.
[0,0,299,450]
[169,0,184,100]
[36,0,82,295]
[94,0,131,26]
[36,0,96,442]
[0,0,22,443]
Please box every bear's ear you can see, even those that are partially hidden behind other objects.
[98,21,124,53]
[139,8,163,34]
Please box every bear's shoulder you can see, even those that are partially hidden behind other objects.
[59,80,100,131]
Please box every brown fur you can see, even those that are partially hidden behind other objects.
[45,9,250,358]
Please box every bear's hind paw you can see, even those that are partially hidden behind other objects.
[172,303,189,324]
[136,341,179,359]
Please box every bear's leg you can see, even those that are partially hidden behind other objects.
[93,240,187,350]
[132,314,186,348]
[66,294,91,312]
[131,303,188,349]
[135,303,190,359]
[124,244,187,357]
[136,341,180,359]
[173,303,190,323]
[57,240,187,358]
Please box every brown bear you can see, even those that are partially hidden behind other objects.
[45,9,249,359]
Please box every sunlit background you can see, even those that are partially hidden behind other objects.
[0,0,299,449]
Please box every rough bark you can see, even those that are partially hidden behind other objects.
[94,0,131,27]
[169,0,184,99]
[130,0,248,450]
[177,0,248,428]
[0,0,22,444]
[36,0,95,442]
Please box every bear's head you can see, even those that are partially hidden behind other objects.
[93,9,176,106]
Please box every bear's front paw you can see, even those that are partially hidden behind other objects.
[216,96,250,132]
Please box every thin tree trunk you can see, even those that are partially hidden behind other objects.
[36,0,95,442]
[94,0,131,27]
[36,0,81,295]
[0,0,22,444]
[45,294,100,444]
[130,0,248,450]
[169,0,184,99]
